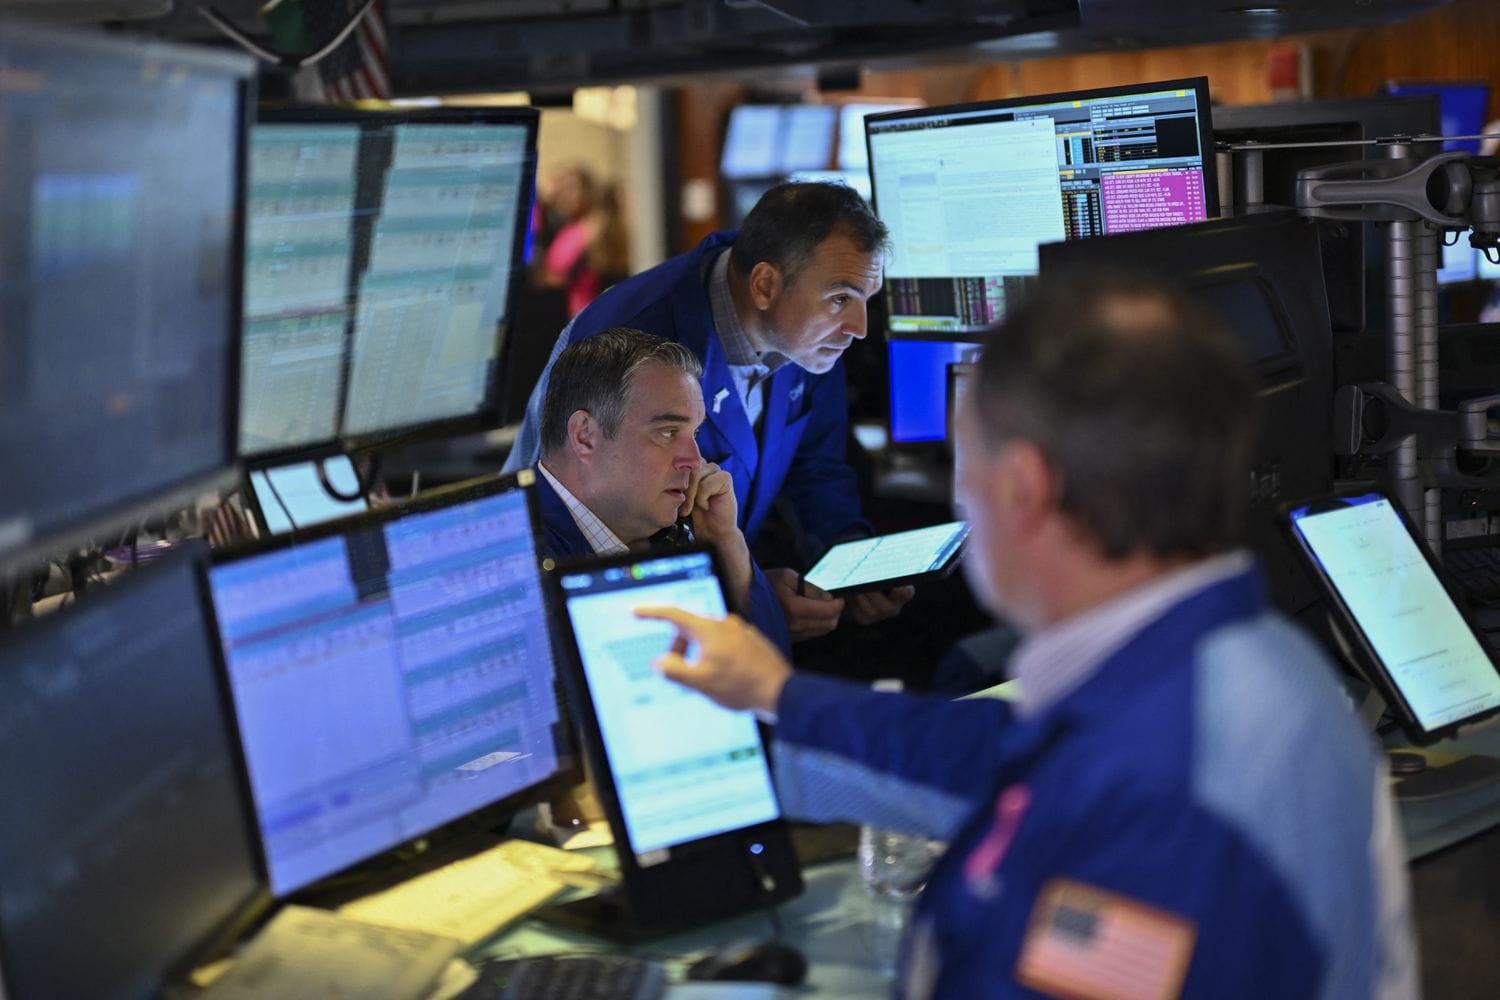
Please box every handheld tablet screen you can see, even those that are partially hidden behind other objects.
[804,521,969,594]
[559,551,780,858]
[1290,494,1500,731]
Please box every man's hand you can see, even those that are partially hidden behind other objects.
[681,462,737,543]
[848,586,916,626]
[634,606,793,714]
[765,567,844,642]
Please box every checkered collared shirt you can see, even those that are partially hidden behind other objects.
[707,249,789,430]
[537,462,629,555]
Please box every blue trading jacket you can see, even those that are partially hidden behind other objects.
[532,469,791,658]
[505,232,868,553]
[768,566,1417,999]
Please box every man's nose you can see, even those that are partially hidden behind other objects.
[845,298,869,339]
[676,434,703,468]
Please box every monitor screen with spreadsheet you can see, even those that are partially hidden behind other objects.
[241,107,538,457]
[207,472,576,896]
[0,546,267,1000]
[865,78,1215,336]
[1288,492,1500,740]
[0,23,250,574]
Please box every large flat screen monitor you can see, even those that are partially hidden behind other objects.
[0,24,252,574]
[866,78,1216,336]
[0,547,267,999]
[242,107,539,458]
[207,472,575,897]
[888,338,981,444]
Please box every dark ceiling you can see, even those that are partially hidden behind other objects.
[8,0,1454,94]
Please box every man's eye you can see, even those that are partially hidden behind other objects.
[831,295,849,308]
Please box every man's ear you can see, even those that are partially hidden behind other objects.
[1000,441,1060,531]
[748,260,783,311]
[567,409,598,463]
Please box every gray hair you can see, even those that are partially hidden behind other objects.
[539,327,704,457]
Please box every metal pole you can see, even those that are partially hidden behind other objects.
[1385,142,1423,524]
[1413,222,1443,553]
[1216,147,1235,212]
[1234,145,1264,207]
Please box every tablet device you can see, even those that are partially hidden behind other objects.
[245,454,368,535]
[1286,491,1500,742]
[803,520,969,595]
[544,545,802,937]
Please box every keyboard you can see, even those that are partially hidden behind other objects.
[338,838,601,946]
[1443,542,1500,606]
[459,954,666,1000]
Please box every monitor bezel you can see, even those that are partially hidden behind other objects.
[248,104,541,457]
[0,23,253,579]
[0,544,273,999]
[209,469,582,897]
[1283,489,1500,744]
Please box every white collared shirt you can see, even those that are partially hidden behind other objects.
[537,462,629,556]
[1010,550,1254,718]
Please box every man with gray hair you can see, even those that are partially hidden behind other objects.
[637,274,1416,998]
[535,327,789,655]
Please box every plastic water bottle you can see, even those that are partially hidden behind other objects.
[857,679,940,900]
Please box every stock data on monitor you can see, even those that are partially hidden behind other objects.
[867,81,1212,334]
[240,116,534,454]
[208,482,563,895]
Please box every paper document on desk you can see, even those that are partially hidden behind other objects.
[198,905,459,1000]
[339,838,604,945]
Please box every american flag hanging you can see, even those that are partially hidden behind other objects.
[304,0,389,104]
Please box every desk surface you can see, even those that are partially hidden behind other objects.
[476,859,902,999]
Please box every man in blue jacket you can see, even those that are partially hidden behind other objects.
[534,327,789,656]
[506,182,909,642]
[639,275,1417,998]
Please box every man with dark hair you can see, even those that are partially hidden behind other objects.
[637,275,1417,998]
[507,182,911,642]
[535,327,789,655]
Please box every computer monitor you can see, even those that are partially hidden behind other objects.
[1386,82,1491,156]
[780,105,837,173]
[245,452,369,535]
[888,339,982,444]
[866,78,1215,336]
[836,102,918,173]
[1040,208,1335,620]
[1438,233,1479,285]
[207,472,576,897]
[0,547,268,999]
[0,24,252,574]
[242,107,539,457]
[1213,94,1441,334]
[720,105,784,180]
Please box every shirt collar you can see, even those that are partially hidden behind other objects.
[536,461,629,556]
[708,249,789,374]
[1011,550,1254,718]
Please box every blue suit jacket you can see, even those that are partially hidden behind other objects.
[505,232,868,554]
[533,469,791,657]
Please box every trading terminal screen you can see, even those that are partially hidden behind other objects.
[557,550,781,861]
[0,26,249,567]
[1290,494,1500,733]
[247,454,368,535]
[0,551,263,999]
[866,79,1215,335]
[241,110,537,456]
[208,478,569,896]
[720,104,837,179]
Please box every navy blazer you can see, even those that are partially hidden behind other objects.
[533,469,791,657]
[506,232,869,555]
